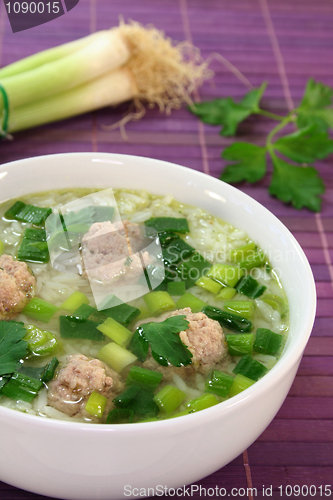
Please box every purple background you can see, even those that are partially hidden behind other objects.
[0,0,332,499]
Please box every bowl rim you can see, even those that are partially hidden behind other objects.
[0,152,317,432]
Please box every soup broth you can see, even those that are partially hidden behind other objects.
[0,189,289,423]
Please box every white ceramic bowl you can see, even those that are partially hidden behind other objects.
[0,153,316,500]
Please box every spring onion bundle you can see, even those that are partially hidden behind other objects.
[0,21,210,135]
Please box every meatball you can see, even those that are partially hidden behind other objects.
[141,307,228,376]
[47,354,124,421]
[168,307,227,374]
[0,254,36,320]
[81,220,150,283]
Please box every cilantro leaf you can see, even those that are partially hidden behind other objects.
[221,143,267,183]
[269,154,325,212]
[297,79,333,132]
[0,321,28,376]
[189,84,267,137]
[137,315,192,367]
[273,125,333,163]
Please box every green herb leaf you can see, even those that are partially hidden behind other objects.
[138,315,192,367]
[240,82,267,111]
[189,84,267,137]
[221,143,267,183]
[129,327,149,362]
[273,125,333,163]
[297,79,333,131]
[0,321,28,376]
[269,154,325,212]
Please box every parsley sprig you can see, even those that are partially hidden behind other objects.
[0,321,28,377]
[189,79,333,212]
[129,315,192,367]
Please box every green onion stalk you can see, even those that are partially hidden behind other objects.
[0,21,211,135]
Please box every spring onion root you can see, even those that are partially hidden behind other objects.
[0,21,212,134]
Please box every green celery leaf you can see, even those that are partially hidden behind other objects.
[269,154,325,212]
[0,321,28,376]
[217,99,253,136]
[189,84,267,137]
[139,315,192,367]
[240,82,267,111]
[299,78,333,109]
[297,79,333,131]
[221,142,267,183]
[273,125,333,163]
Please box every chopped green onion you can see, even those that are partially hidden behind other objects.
[229,242,256,262]
[206,263,244,288]
[113,386,159,419]
[23,297,58,323]
[98,342,137,373]
[97,317,133,347]
[233,355,268,381]
[4,201,51,225]
[17,228,49,263]
[59,316,104,341]
[215,286,236,300]
[228,373,255,397]
[195,276,222,294]
[143,291,175,316]
[253,328,283,355]
[126,366,162,392]
[0,239,4,256]
[60,291,89,314]
[176,292,207,313]
[225,333,255,356]
[98,295,140,326]
[205,370,234,398]
[41,357,59,383]
[186,393,219,412]
[239,251,266,271]
[176,252,211,288]
[167,281,186,296]
[154,385,186,413]
[135,305,152,322]
[261,294,287,317]
[113,385,139,407]
[203,305,253,333]
[223,300,255,319]
[85,391,108,418]
[235,276,266,299]
[23,324,59,357]
[145,217,189,234]
[73,303,97,320]
[0,372,43,402]
[106,408,134,424]
[157,231,180,248]
[162,237,195,266]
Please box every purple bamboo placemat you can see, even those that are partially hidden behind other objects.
[0,0,332,499]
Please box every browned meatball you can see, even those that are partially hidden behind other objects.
[141,307,228,376]
[81,220,150,283]
[47,354,124,421]
[0,254,36,320]
[168,307,227,374]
